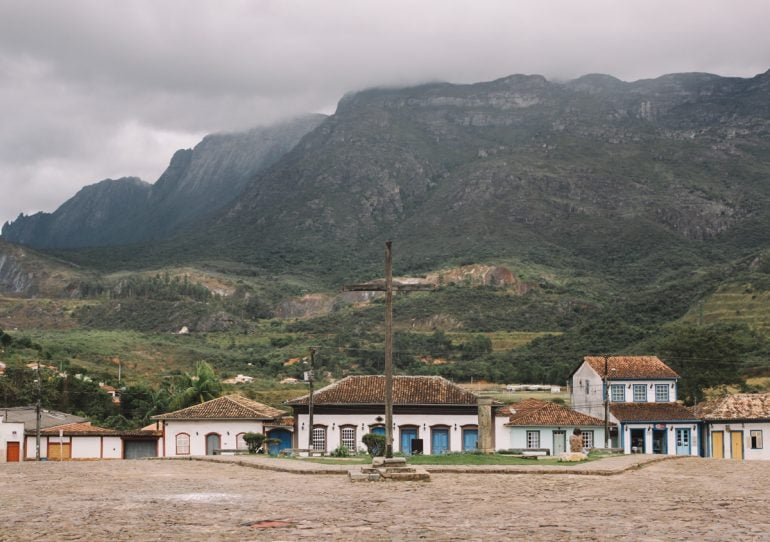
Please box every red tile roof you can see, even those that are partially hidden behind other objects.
[154,394,285,420]
[39,422,115,436]
[584,356,679,379]
[285,376,479,406]
[694,394,770,421]
[504,399,611,427]
[609,402,698,422]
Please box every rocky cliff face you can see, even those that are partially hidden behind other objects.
[1,114,326,249]
[0,239,84,296]
[208,69,770,279]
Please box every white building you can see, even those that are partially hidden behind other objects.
[695,393,770,460]
[153,394,291,456]
[497,398,611,454]
[285,375,483,455]
[570,356,700,456]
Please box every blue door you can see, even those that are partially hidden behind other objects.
[432,428,449,454]
[267,428,293,456]
[400,428,418,455]
[675,429,691,455]
[463,429,478,451]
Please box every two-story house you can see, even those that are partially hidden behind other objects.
[570,356,700,455]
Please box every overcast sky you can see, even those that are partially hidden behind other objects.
[1,0,769,226]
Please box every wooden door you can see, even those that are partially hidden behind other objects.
[206,434,220,456]
[730,431,743,460]
[47,442,71,460]
[552,431,566,455]
[6,442,20,462]
[711,431,724,458]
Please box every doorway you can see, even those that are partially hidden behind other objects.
[400,427,418,455]
[730,431,744,460]
[712,431,724,458]
[552,430,566,455]
[431,427,449,455]
[6,441,20,462]
[630,429,646,453]
[675,428,691,455]
[205,433,220,456]
[652,429,667,454]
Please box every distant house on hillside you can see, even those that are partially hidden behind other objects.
[153,394,291,456]
[570,356,700,455]
[285,375,489,455]
[695,393,770,460]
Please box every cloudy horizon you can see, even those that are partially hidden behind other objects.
[1,0,769,226]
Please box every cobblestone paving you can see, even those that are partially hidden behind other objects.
[2,457,769,541]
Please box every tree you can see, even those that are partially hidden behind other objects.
[169,361,223,410]
[362,433,386,456]
[655,324,754,405]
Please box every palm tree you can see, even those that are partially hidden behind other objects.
[169,361,222,410]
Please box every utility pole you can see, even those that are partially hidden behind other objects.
[343,241,433,458]
[603,355,610,449]
[307,348,315,451]
[35,359,42,461]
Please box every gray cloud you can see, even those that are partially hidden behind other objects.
[1,0,769,225]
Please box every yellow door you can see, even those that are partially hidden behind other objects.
[47,442,71,460]
[712,431,723,459]
[730,431,743,460]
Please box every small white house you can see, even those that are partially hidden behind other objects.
[153,394,291,456]
[695,393,770,460]
[498,398,612,454]
[285,375,484,455]
[0,413,25,462]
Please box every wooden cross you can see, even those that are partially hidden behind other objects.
[343,241,434,458]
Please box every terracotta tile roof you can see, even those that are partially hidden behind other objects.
[38,422,117,436]
[153,394,286,420]
[285,376,479,406]
[693,394,770,421]
[610,402,698,422]
[496,398,547,417]
[504,399,612,427]
[583,356,679,379]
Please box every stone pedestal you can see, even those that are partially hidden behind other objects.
[349,457,430,482]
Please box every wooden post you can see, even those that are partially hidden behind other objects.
[342,241,434,459]
[384,242,394,458]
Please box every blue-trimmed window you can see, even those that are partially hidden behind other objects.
[526,430,540,449]
[655,384,669,402]
[610,384,624,402]
[633,384,647,402]
[751,430,763,449]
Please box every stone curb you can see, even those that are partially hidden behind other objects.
[155,454,680,476]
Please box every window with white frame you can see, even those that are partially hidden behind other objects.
[311,426,326,451]
[526,430,540,449]
[175,433,190,455]
[582,430,594,449]
[610,384,624,402]
[633,384,647,402]
[655,384,669,402]
[751,430,763,449]
[340,426,356,450]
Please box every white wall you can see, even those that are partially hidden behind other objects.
[295,412,479,454]
[161,420,267,456]
[621,423,699,456]
[607,380,677,404]
[571,363,603,418]
[505,426,607,454]
[0,420,25,462]
[707,422,770,460]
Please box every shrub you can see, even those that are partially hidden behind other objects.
[361,433,386,456]
[331,445,350,457]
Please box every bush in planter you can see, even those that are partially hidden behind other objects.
[242,432,281,454]
[361,433,386,456]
